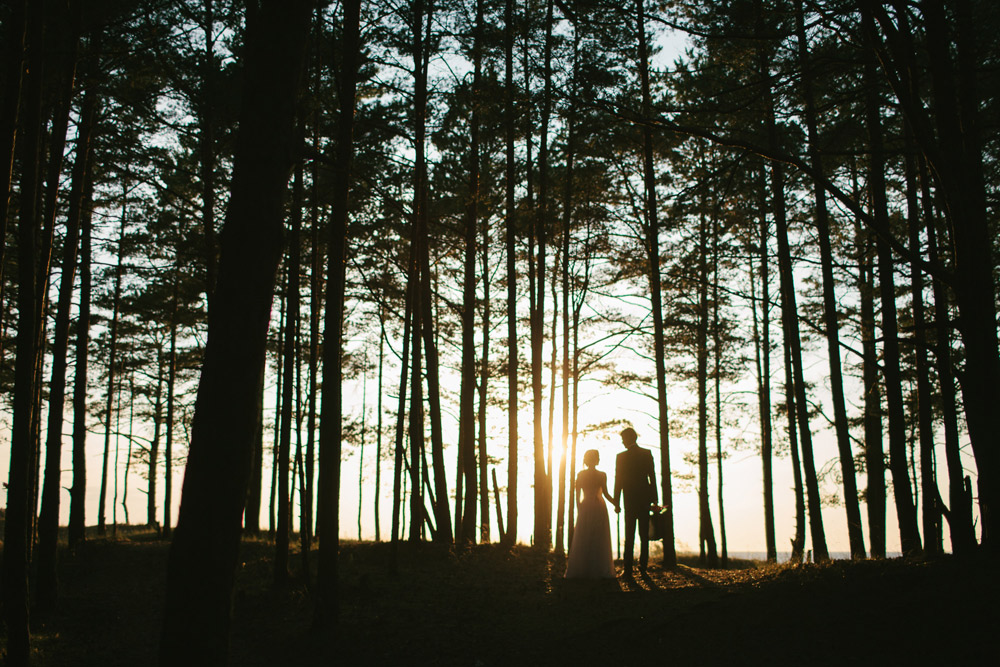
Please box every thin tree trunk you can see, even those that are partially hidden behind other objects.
[68,173,94,547]
[904,132,941,555]
[793,0,865,558]
[391,266,415,568]
[477,213,491,544]
[0,0,26,320]
[457,0,483,546]
[862,7,921,555]
[245,369,263,534]
[37,81,95,611]
[635,0,675,567]
[697,206,718,567]
[200,0,218,305]
[375,312,385,541]
[783,330,806,563]
[919,154,974,554]
[712,212,727,568]
[160,2,311,661]
[270,274,285,535]
[502,0,518,548]
[316,0,361,625]
[276,158,303,584]
[149,348,163,527]
[98,178,128,536]
[751,167,776,562]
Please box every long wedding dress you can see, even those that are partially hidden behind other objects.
[565,468,615,579]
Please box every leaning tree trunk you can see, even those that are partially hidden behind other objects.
[159,2,311,662]
[635,0,676,567]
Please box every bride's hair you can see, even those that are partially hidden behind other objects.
[583,449,600,467]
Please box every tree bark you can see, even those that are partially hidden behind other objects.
[793,0,865,558]
[37,82,96,612]
[635,0,675,567]
[503,0,518,548]
[315,0,361,624]
[2,2,44,660]
[159,2,311,661]
[863,6,921,555]
[68,171,94,547]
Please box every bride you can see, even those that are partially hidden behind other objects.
[565,449,617,579]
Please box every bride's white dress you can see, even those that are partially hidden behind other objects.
[565,469,615,579]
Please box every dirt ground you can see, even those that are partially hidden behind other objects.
[4,529,997,665]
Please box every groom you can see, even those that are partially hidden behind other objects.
[614,427,657,578]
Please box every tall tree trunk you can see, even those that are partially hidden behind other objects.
[375,311,385,541]
[856,213,886,558]
[0,0,26,320]
[316,0,361,624]
[635,0,675,567]
[783,331,806,563]
[697,206,718,567]
[276,158,303,584]
[502,0,517,548]
[528,0,554,552]
[99,180,128,535]
[37,82,96,612]
[556,33,577,557]
[793,0,865,558]
[163,253,180,538]
[863,7,922,556]
[2,3,44,660]
[477,212,491,544]
[712,212,727,568]
[904,133,941,555]
[200,0,218,304]
[68,172,94,547]
[457,0,483,546]
[159,3,311,660]
[245,370,263,534]
[149,349,163,527]
[270,274,285,535]
[919,155,974,554]
[767,126,828,561]
[391,264,415,568]
[751,168,776,562]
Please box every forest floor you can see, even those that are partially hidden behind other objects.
[1,525,997,666]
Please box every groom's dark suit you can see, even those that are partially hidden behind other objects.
[614,444,657,575]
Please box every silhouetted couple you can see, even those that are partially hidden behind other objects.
[565,427,657,580]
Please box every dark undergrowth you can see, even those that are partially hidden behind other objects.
[1,526,996,665]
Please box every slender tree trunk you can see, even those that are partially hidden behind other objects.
[2,4,43,660]
[697,206,718,567]
[751,168,776,562]
[457,0,483,546]
[920,156,974,554]
[783,332,806,563]
[793,0,865,558]
[149,349,163,527]
[270,275,285,535]
[68,173,94,547]
[391,266,415,568]
[904,134,941,555]
[768,133,828,561]
[160,2,311,661]
[200,0,218,304]
[503,0,518,548]
[316,0,361,625]
[477,214,491,544]
[712,213,727,568]
[245,370,263,534]
[163,255,180,538]
[375,312,385,541]
[635,0,675,567]
[276,159,303,584]
[863,7,921,555]
[98,176,128,536]
[37,82,96,611]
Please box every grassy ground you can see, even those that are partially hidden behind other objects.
[2,527,997,665]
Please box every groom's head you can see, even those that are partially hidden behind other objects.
[620,427,638,449]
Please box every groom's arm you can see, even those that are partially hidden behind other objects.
[613,455,622,507]
[647,450,658,506]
